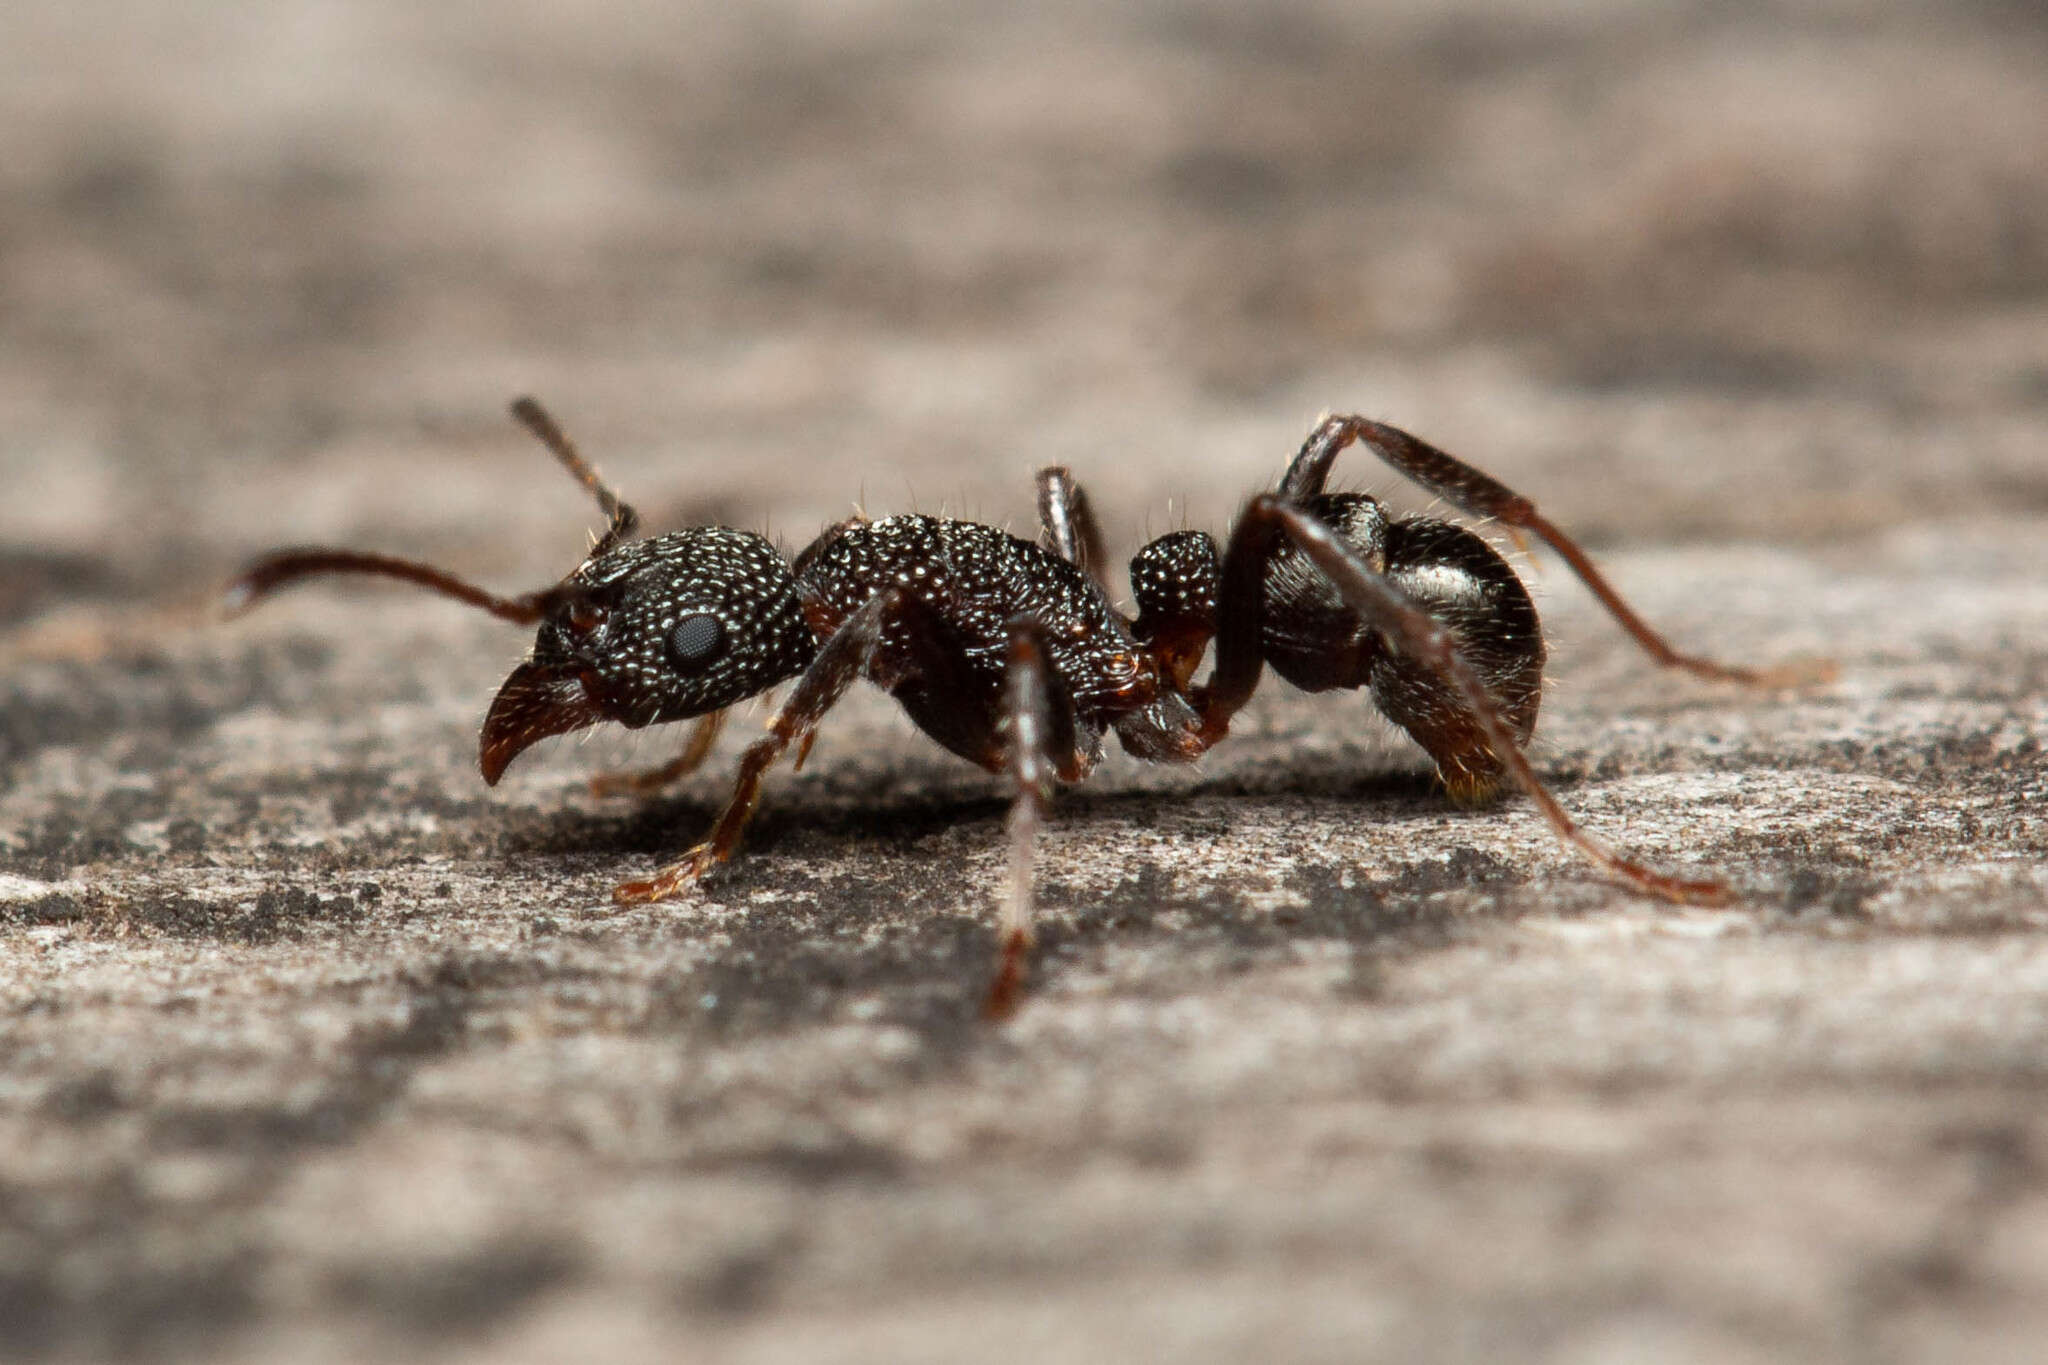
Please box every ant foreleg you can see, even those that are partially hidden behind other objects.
[985,621,1081,1020]
[1280,416,1829,687]
[1203,495,1730,908]
[588,710,728,798]
[612,588,906,904]
[1036,466,1111,593]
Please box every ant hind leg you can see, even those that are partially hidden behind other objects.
[1279,415,1829,687]
[1205,495,1730,907]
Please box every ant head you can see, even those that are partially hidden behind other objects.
[480,528,816,783]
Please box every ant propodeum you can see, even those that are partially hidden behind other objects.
[227,398,1822,1015]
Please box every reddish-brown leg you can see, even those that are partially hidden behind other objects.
[588,711,728,798]
[612,589,909,904]
[1036,466,1112,593]
[1199,495,1730,907]
[1280,416,1830,687]
[985,620,1084,1021]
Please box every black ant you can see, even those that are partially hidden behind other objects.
[227,398,1823,1015]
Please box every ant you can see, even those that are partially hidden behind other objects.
[228,398,1822,1016]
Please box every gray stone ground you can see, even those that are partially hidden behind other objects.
[3,2,2047,1360]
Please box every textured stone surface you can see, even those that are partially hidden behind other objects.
[3,2,2046,1361]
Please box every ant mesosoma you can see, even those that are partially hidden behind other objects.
[228,398,1820,1016]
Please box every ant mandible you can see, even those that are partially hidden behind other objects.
[228,398,1821,1016]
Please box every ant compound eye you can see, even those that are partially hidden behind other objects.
[668,611,725,667]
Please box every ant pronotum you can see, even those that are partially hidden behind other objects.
[228,398,1825,1016]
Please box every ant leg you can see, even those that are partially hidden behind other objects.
[1206,495,1729,907]
[1036,466,1111,591]
[224,549,555,624]
[589,710,727,798]
[1279,416,1828,686]
[985,620,1081,1020]
[1189,492,1288,742]
[612,589,907,904]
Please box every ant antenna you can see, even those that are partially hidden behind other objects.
[223,398,641,621]
[509,396,640,558]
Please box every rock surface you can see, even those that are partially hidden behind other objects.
[3,3,2046,1361]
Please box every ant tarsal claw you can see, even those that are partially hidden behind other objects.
[612,845,721,904]
[982,927,1036,1022]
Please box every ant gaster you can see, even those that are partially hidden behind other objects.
[229,398,1823,1015]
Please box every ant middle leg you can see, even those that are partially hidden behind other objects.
[1279,415,1828,687]
[1199,495,1730,907]
[985,620,1085,1020]
[1036,466,1111,592]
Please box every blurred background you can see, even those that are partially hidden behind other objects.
[4,0,2043,608]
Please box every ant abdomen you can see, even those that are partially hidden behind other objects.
[1365,517,1545,805]
[1250,493,1544,803]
